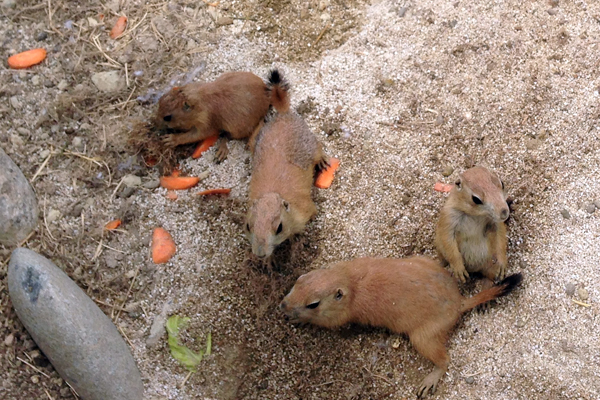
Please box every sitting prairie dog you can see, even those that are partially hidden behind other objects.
[245,84,329,267]
[156,70,289,162]
[280,257,523,397]
[435,166,510,285]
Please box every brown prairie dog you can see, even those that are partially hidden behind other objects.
[280,257,523,398]
[435,166,510,285]
[156,70,289,162]
[245,82,328,266]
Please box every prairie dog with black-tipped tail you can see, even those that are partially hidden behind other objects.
[280,256,523,397]
[156,70,289,162]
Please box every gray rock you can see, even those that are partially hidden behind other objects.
[2,0,16,8]
[594,200,600,209]
[91,71,125,93]
[584,203,596,214]
[465,376,475,384]
[57,80,68,91]
[119,186,135,198]
[8,248,143,400]
[560,209,571,219]
[36,31,48,41]
[0,148,38,246]
[565,282,576,296]
[397,7,408,17]
[142,179,161,190]
[9,96,21,109]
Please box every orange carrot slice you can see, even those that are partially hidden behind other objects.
[109,16,128,39]
[315,158,340,189]
[8,48,47,69]
[152,227,176,264]
[196,188,231,196]
[170,167,181,177]
[104,219,122,230]
[434,182,454,193]
[166,190,178,200]
[160,176,200,190]
[192,135,219,159]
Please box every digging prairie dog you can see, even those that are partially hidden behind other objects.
[435,166,510,285]
[280,257,523,398]
[156,70,289,162]
[245,82,329,266]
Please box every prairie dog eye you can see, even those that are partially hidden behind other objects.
[163,115,172,122]
[306,301,320,309]
[501,180,505,190]
[246,223,250,232]
[276,223,283,234]
[472,195,483,205]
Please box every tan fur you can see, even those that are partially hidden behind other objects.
[245,111,328,264]
[156,71,287,161]
[435,166,510,284]
[280,257,521,397]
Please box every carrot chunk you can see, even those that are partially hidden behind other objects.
[315,158,340,189]
[160,176,200,190]
[109,16,128,39]
[104,219,122,230]
[196,188,231,196]
[152,227,176,264]
[191,135,219,159]
[8,48,47,69]
[434,182,454,193]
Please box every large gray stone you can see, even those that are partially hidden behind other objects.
[91,71,125,93]
[0,148,38,246]
[8,248,144,400]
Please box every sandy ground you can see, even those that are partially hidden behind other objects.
[1,0,599,399]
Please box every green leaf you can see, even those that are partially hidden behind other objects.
[166,315,206,372]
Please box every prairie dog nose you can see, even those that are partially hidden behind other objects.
[279,301,287,311]
[500,207,509,221]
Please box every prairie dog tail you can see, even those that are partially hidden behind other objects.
[459,273,523,313]
[267,69,290,113]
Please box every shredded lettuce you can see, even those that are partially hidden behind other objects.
[166,315,211,372]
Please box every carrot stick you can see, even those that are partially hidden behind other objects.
[196,188,231,196]
[192,135,219,159]
[8,48,47,69]
[315,158,340,189]
[152,227,176,264]
[434,182,454,193]
[104,219,122,230]
[160,176,200,190]
[109,16,128,39]
[166,190,178,200]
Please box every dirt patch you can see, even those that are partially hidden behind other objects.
[1,0,600,399]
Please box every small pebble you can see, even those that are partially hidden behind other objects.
[36,31,48,41]
[9,96,21,109]
[216,16,234,26]
[560,209,571,219]
[465,376,475,384]
[547,8,558,15]
[31,375,39,384]
[57,80,68,91]
[119,187,135,198]
[31,75,40,86]
[43,80,54,88]
[578,288,588,301]
[397,7,408,17]
[4,333,14,346]
[435,114,444,125]
[71,136,83,149]
[594,200,600,209]
[2,0,16,8]
[584,203,596,214]
[142,179,161,190]
[122,174,142,188]
[442,166,454,177]
[565,283,576,296]
[318,0,329,11]
[46,209,61,224]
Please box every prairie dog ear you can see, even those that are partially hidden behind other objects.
[282,200,290,212]
[455,178,462,190]
[335,288,344,300]
[183,102,192,111]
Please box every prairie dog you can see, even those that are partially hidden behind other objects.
[435,166,510,284]
[156,70,289,162]
[280,257,522,397]
[245,86,328,266]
